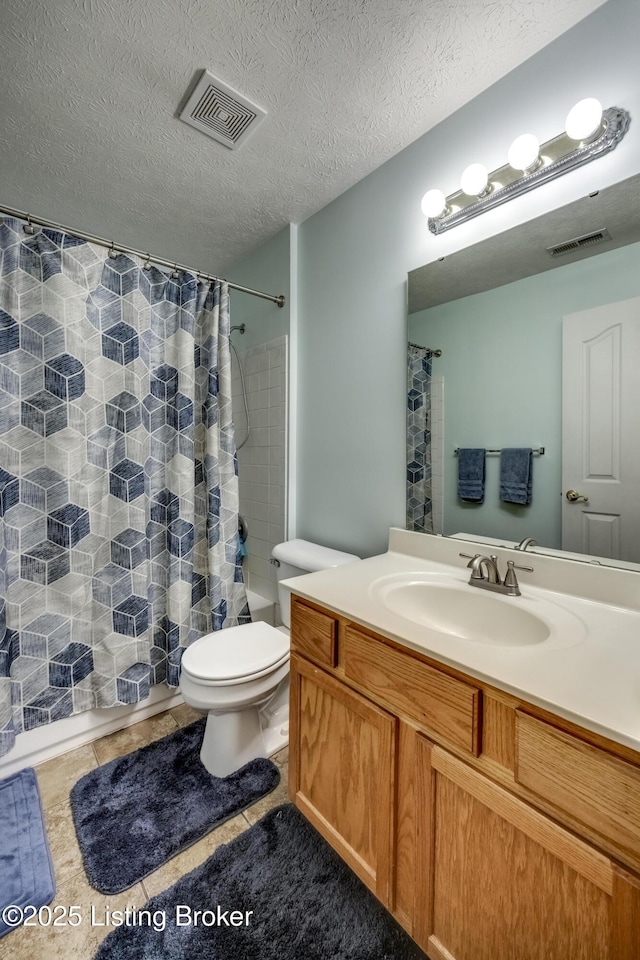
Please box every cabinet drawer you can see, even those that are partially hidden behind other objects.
[344,626,481,755]
[515,712,640,862]
[290,599,338,668]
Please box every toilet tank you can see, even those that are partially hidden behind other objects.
[271,539,359,628]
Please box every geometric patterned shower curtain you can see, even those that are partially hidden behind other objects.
[406,343,434,533]
[0,217,249,757]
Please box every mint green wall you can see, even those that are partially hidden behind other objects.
[409,242,640,548]
[228,225,291,350]
[296,0,640,558]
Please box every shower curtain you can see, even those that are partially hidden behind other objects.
[0,217,249,757]
[406,343,434,533]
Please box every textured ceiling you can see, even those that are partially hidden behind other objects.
[0,0,605,275]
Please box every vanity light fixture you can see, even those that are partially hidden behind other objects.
[422,99,630,234]
[460,163,489,197]
[507,133,541,173]
[421,188,448,218]
[565,97,605,142]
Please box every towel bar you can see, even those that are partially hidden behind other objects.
[454,447,545,456]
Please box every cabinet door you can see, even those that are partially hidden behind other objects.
[415,739,640,960]
[289,653,396,905]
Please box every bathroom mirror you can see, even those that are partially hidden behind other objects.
[407,172,640,570]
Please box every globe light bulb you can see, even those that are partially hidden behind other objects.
[460,163,488,197]
[421,189,447,218]
[507,133,540,172]
[565,98,603,142]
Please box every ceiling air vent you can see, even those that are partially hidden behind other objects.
[546,228,612,258]
[179,70,266,150]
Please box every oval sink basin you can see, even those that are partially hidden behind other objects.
[370,573,585,648]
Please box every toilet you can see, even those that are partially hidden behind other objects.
[179,539,359,777]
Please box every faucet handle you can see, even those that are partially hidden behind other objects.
[459,553,486,581]
[503,559,533,595]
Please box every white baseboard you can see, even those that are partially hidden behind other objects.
[0,686,185,778]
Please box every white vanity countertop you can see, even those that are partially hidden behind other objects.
[283,531,640,754]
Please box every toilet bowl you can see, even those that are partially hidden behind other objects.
[180,621,290,777]
[179,539,358,777]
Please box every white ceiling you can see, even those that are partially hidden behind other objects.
[0,0,605,275]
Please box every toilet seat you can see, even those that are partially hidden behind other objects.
[181,652,289,687]
[180,621,290,686]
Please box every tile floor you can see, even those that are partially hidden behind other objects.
[0,704,290,960]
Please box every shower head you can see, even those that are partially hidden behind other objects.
[230,323,246,335]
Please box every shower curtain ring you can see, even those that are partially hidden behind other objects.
[108,242,117,259]
[171,264,180,279]
[23,214,35,235]
[143,254,152,271]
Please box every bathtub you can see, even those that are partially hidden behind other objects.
[246,588,276,626]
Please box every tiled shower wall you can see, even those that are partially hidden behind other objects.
[231,335,288,603]
[431,375,444,535]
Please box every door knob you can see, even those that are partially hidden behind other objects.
[565,489,589,503]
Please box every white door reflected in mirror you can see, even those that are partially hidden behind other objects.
[562,296,640,563]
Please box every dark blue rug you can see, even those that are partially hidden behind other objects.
[0,768,55,939]
[71,718,280,894]
[94,803,426,960]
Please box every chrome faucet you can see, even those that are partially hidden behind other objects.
[459,553,533,597]
[467,554,501,584]
[515,537,537,551]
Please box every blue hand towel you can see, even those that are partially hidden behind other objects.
[457,448,485,502]
[500,448,533,504]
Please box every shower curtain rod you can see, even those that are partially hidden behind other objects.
[409,341,442,357]
[0,203,286,308]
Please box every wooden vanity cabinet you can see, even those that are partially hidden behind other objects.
[416,739,640,960]
[288,652,396,903]
[288,596,640,960]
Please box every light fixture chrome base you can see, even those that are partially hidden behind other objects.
[428,107,630,235]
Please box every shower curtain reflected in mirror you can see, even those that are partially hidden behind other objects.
[406,344,433,533]
[0,218,249,757]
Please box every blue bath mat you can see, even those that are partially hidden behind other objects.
[71,718,280,894]
[0,768,55,939]
[94,803,426,960]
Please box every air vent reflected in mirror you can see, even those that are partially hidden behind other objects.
[547,228,612,258]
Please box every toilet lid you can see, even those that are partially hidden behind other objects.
[180,621,290,682]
